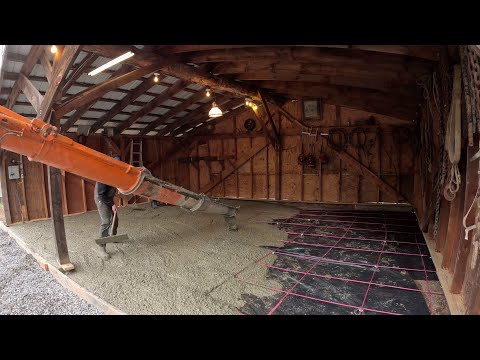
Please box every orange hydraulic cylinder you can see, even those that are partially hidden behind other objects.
[0,106,142,194]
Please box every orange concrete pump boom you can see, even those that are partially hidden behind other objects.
[0,105,238,230]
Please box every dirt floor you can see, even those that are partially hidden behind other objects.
[8,199,298,314]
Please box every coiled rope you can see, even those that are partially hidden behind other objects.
[443,65,462,201]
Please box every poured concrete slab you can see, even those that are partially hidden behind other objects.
[8,199,297,314]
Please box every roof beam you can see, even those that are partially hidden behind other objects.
[88,74,157,134]
[83,45,283,103]
[156,94,231,137]
[115,79,189,134]
[172,98,244,137]
[61,53,98,94]
[39,47,53,83]
[54,61,168,119]
[158,45,440,61]
[6,45,44,109]
[17,73,44,112]
[254,80,418,121]
[138,91,209,135]
[38,45,82,121]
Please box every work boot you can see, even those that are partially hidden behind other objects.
[92,243,110,260]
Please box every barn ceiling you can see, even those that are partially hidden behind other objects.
[0,45,439,138]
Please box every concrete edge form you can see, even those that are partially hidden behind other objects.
[0,222,127,315]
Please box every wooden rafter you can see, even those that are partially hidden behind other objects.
[39,47,53,83]
[115,79,189,134]
[82,45,284,103]
[157,45,440,61]
[156,94,231,137]
[256,80,417,121]
[172,98,245,137]
[138,91,210,136]
[17,73,43,112]
[6,45,44,109]
[182,102,248,140]
[59,64,136,132]
[53,61,170,119]
[88,74,156,134]
[61,53,98,95]
[38,45,82,121]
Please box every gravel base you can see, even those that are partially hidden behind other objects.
[0,230,102,315]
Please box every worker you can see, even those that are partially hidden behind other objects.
[93,154,121,259]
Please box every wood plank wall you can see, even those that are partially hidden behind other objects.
[187,102,414,204]
[412,46,480,314]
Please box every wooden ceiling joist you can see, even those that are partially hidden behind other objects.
[53,62,167,119]
[255,81,418,121]
[6,45,44,109]
[156,94,232,137]
[88,74,157,134]
[115,79,190,134]
[138,90,209,136]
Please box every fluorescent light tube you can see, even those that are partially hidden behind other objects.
[88,51,134,76]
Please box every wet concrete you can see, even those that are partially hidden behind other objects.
[8,199,297,314]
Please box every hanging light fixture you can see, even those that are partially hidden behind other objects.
[209,101,223,118]
[50,45,57,54]
[153,73,160,83]
[206,88,211,97]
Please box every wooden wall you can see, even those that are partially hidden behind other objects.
[411,46,480,314]
[184,101,414,204]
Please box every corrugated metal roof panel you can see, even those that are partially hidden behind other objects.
[75,119,97,126]
[121,129,140,135]
[92,100,115,110]
[83,111,104,118]
[186,83,204,91]
[149,107,168,115]
[130,123,147,129]
[149,85,168,94]
[30,63,45,77]
[176,111,188,118]
[15,45,32,56]
[136,94,154,103]
[187,103,201,111]
[161,76,178,84]
[175,90,194,100]
[156,125,167,130]
[142,116,159,123]
[104,121,118,127]
[112,114,129,121]
[2,79,15,88]
[119,79,143,91]
[161,99,181,107]
[123,105,142,112]
[103,91,126,101]
[145,131,157,136]
[12,104,35,114]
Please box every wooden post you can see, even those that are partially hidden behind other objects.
[275,113,282,200]
[442,170,466,271]
[451,143,479,292]
[0,153,13,225]
[435,198,451,252]
[47,166,73,271]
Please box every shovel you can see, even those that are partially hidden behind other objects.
[94,208,131,245]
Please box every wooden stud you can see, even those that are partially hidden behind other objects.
[81,179,87,213]
[0,153,13,225]
[442,173,466,270]
[435,198,451,253]
[39,47,53,84]
[17,73,44,112]
[200,138,268,194]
